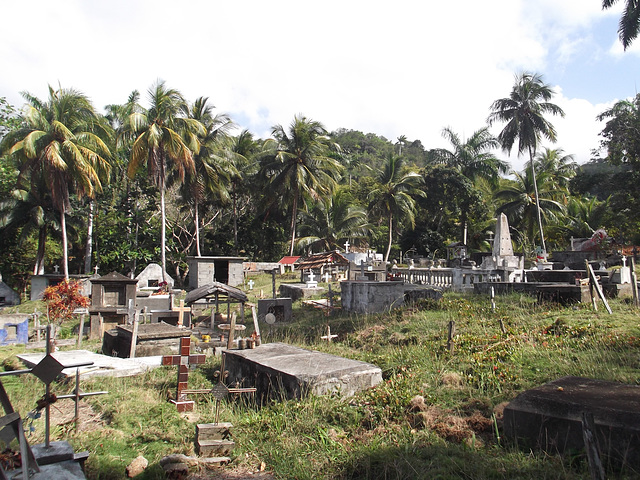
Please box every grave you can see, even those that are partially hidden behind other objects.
[88,272,138,340]
[102,322,190,358]
[0,274,20,306]
[187,256,245,288]
[341,281,443,314]
[278,282,324,301]
[0,313,30,346]
[30,270,91,301]
[503,376,640,471]
[135,262,174,291]
[224,342,382,402]
[257,298,292,323]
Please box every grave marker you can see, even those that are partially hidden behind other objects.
[161,337,206,412]
[171,297,190,327]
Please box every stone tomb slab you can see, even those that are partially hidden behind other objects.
[503,376,640,471]
[225,342,382,401]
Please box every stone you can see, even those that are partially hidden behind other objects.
[493,213,513,257]
[279,283,324,301]
[341,281,443,314]
[225,342,382,401]
[126,455,148,477]
[503,376,640,471]
[196,439,235,456]
[257,298,292,323]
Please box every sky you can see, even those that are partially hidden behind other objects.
[2,0,640,172]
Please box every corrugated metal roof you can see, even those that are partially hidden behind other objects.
[184,282,248,304]
[278,256,301,265]
[297,251,349,270]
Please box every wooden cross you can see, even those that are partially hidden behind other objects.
[321,325,338,342]
[171,297,190,327]
[161,337,206,412]
[322,272,331,283]
[183,352,256,424]
[247,279,255,290]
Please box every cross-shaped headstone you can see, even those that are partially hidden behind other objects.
[321,325,338,342]
[344,240,350,253]
[93,265,99,275]
[162,337,206,412]
[53,265,59,273]
[323,272,331,283]
[307,271,316,283]
[171,297,190,327]
[247,279,255,290]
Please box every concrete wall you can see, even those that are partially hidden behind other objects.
[341,281,443,314]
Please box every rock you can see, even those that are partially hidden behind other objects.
[126,455,148,477]
[163,462,189,479]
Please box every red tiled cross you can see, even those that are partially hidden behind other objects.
[161,337,206,410]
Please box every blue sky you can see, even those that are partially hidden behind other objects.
[2,0,639,171]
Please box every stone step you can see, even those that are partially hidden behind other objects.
[196,439,235,457]
[196,422,233,441]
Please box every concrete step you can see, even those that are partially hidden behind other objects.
[196,439,235,457]
[196,422,233,441]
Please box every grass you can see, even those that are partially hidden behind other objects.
[1,275,640,479]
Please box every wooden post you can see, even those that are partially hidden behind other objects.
[272,268,277,299]
[631,257,639,308]
[490,286,496,311]
[447,320,456,354]
[129,309,140,359]
[226,312,238,350]
[586,261,612,314]
[77,312,85,348]
[248,303,261,340]
[581,411,605,480]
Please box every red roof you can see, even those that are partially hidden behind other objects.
[278,256,301,265]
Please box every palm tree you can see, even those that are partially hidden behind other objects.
[534,147,577,191]
[431,126,508,244]
[494,165,565,250]
[488,72,565,257]
[178,97,235,257]
[296,186,371,254]
[603,0,640,50]
[0,85,112,279]
[258,115,343,256]
[368,153,424,262]
[123,81,204,282]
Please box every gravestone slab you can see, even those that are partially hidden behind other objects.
[279,283,324,301]
[225,342,382,402]
[504,376,640,471]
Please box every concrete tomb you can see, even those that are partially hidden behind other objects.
[257,298,292,323]
[0,313,30,346]
[102,322,191,358]
[0,274,20,306]
[341,281,443,314]
[503,376,640,471]
[135,262,174,290]
[187,256,245,289]
[224,342,382,402]
[88,272,138,339]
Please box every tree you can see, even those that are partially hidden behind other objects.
[296,186,371,254]
[368,153,424,262]
[494,165,565,250]
[123,81,204,282]
[534,147,577,190]
[259,115,343,256]
[603,0,640,50]
[488,72,565,257]
[431,126,508,244]
[179,96,235,257]
[0,86,112,279]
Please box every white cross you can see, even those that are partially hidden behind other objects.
[94,265,99,274]
[248,279,255,290]
[323,272,331,283]
[622,256,627,267]
[344,240,350,253]
[53,265,59,273]
[307,271,315,283]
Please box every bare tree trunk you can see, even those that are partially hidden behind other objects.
[34,226,47,275]
[289,193,298,256]
[233,185,238,254]
[194,198,201,257]
[529,146,546,256]
[61,209,69,281]
[160,186,168,283]
[84,200,94,274]
[384,214,393,263]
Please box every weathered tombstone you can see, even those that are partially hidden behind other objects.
[88,272,138,340]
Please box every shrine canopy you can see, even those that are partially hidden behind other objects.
[185,282,248,305]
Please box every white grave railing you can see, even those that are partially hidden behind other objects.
[394,267,505,291]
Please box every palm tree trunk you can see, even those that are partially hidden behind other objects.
[34,226,47,275]
[289,193,298,256]
[384,214,393,263]
[160,186,168,283]
[194,197,202,257]
[529,146,547,256]
[232,185,238,254]
[84,200,94,274]
[61,209,69,280]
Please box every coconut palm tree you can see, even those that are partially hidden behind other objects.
[123,81,204,282]
[494,165,565,250]
[488,72,565,257]
[603,0,640,50]
[368,153,424,262]
[0,85,112,279]
[296,186,371,254]
[258,115,343,256]
[534,147,577,191]
[178,96,235,257]
[431,126,508,244]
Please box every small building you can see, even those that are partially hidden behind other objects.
[88,272,138,339]
[187,256,245,289]
[296,251,349,282]
[277,256,301,274]
[0,275,20,306]
[30,271,91,300]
